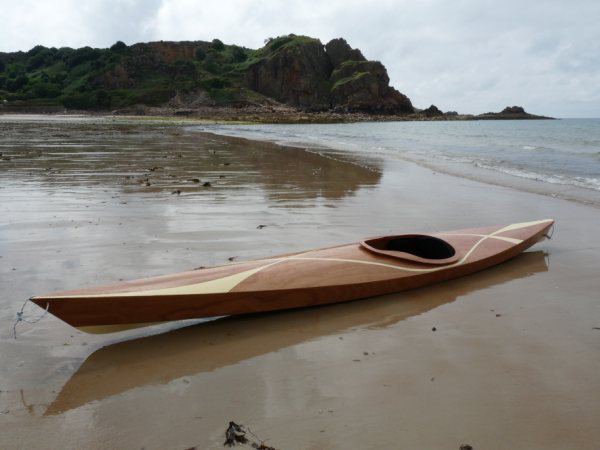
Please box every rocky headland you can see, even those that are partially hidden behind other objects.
[0,35,553,122]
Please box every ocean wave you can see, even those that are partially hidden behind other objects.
[462,158,600,191]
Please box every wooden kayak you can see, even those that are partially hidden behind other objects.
[31,219,553,333]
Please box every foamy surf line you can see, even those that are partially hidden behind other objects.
[191,123,600,207]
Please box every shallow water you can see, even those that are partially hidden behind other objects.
[197,119,600,203]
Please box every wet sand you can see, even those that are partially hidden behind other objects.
[1,115,599,449]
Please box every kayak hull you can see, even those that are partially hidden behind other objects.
[31,219,553,333]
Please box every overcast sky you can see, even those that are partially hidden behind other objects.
[1,0,598,117]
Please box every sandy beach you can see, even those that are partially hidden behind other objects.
[1,116,599,449]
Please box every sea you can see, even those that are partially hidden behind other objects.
[195,119,600,204]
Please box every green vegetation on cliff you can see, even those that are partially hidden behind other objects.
[0,35,414,113]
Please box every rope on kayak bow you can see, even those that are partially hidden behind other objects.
[13,298,49,339]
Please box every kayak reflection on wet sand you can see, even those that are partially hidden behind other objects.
[45,250,547,415]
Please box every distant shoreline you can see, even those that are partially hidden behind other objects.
[0,106,554,124]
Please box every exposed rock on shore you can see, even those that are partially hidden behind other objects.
[477,105,553,120]
[422,104,444,117]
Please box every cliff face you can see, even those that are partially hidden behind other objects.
[244,37,332,110]
[0,35,413,114]
[329,60,413,113]
[244,36,412,112]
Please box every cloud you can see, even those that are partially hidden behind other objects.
[1,0,598,117]
[0,0,160,49]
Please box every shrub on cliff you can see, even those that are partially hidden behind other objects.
[66,47,102,68]
[230,46,247,63]
[202,52,221,74]
[50,71,68,85]
[211,39,225,51]
[195,47,206,61]
[110,41,127,52]
[31,82,61,98]
[265,36,293,51]
[201,76,227,89]
[6,75,28,92]
[169,59,196,78]
[26,48,55,71]
[61,91,99,109]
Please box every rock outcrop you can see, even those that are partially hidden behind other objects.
[244,35,413,113]
[501,106,525,115]
[422,104,444,117]
[477,106,553,120]
[244,36,332,110]
[324,38,365,68]
[329,60,413,113]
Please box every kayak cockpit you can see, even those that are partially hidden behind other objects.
[360,234,458,265]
